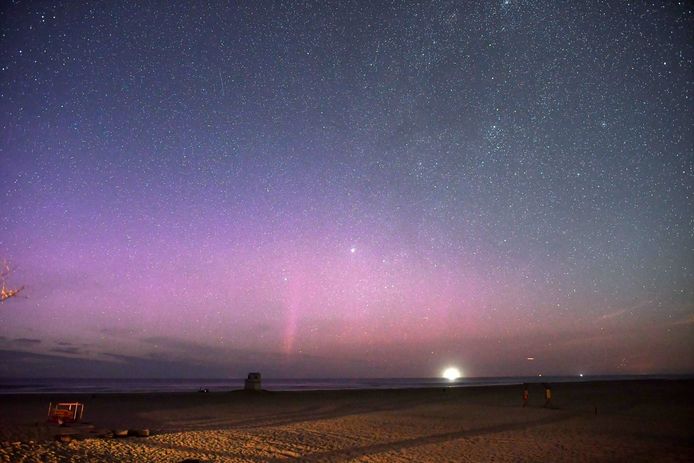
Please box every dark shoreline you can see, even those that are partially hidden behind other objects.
[1,374,690,395]
[1,379,692,437]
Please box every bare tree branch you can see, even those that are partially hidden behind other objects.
[0,285,24,302]
[0,260,24,302]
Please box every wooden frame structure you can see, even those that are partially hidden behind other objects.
[47,402,84,424]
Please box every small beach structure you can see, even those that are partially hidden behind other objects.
[47,402,84,424]
[244,372,262,391]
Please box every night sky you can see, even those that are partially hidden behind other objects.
[1,1,692,379]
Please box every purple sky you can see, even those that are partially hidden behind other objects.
[1,1,692,378]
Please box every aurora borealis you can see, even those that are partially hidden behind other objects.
[1,1,692,378]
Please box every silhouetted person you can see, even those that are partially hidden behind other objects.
[522,383,529,407]
[543,383,552,408]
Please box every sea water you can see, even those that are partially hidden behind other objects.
[0,375,685,394]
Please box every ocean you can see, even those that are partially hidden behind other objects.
[0,375,685,394]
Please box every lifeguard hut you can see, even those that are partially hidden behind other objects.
[244,372,262,391]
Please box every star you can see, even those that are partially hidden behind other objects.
[0,0,689,379]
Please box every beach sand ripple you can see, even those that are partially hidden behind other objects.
[1,380,692,462]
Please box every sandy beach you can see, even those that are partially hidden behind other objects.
[0,380,692,462]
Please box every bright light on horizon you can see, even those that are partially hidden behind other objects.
[442,367,462,381]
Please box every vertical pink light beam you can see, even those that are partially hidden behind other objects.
[282,273,303,355]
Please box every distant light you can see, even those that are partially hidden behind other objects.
[350,247,356,253]
[442,367,461,381]
[527,357,535,361]
[579,373,584,377]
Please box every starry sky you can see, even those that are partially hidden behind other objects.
[0,1,692,379]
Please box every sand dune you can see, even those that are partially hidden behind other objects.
[1,380,692,462]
